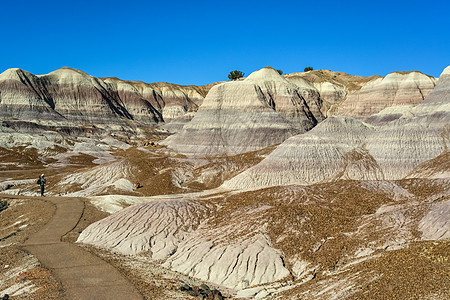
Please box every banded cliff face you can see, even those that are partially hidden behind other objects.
[162,67,321,157]
[284,70,378,117]
[0,67,213,131]
[222,66,449,190]
[284,70,437,119]
[335,71,437,118]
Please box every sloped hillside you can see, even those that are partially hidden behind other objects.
[222,66,449,190]
[162,67,321,157]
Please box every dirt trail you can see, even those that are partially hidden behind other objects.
[17,196,143,300]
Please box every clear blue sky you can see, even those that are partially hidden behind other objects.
[1,0,449,85]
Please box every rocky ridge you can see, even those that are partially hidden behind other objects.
[284,69,437,118]
[336,71,437,118]
[162,67,321,157]
[222,66,449,190]
[0,67,213,134]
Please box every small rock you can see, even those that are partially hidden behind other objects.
[200,283,211,293]
[178,283,192,292]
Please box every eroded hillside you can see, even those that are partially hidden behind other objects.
[1,65,448,299]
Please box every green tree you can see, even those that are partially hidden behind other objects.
[228,70,244,81]
[304,67,313,72]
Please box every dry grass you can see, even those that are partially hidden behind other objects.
[346,240,450,300]
[286,69,380,92]
[0,147,44,170]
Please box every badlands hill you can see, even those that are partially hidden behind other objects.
[0,66,437,149]
[1,65,449,299]
[223,66,449,190]
[285,69,437,118]
[0,67,212,134]
[162,67,321,157]
[75,66,449,299]
[162,67,437,157]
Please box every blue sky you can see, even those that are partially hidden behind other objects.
[1,0,449,85]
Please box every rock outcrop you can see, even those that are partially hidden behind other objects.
[78,198,291,290]
[336,71,437,118]
[0,67,213,134]
[285,70,377,117]
[284,70,437,120]
[162,67,321,157]
[222,66,449,190]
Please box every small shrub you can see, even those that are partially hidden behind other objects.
[228,70,244,81]
[276,69,283,75]
[304,67,313,72]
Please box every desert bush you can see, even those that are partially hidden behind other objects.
[228,70,244,80]
[304,67,313,72]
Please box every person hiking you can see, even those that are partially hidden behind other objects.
[37,174,46,196]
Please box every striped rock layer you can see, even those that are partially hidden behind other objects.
[0,67,211,131]
[222,66,450,190]
[162,67,321,157]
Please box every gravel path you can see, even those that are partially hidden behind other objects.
[22,196,143,300]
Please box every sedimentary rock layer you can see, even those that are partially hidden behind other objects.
[336,71,437,118]
[0,67,212,131]
[223,66,449,190]
[162,67,320,157]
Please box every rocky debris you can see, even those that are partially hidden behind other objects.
[179,283,224,299]
[142,141,157,147]
[133,182,142,190]
[162,67,320,157]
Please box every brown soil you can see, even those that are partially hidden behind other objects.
[0,147,44,170]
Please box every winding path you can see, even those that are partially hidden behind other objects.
[22,196,143,300]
